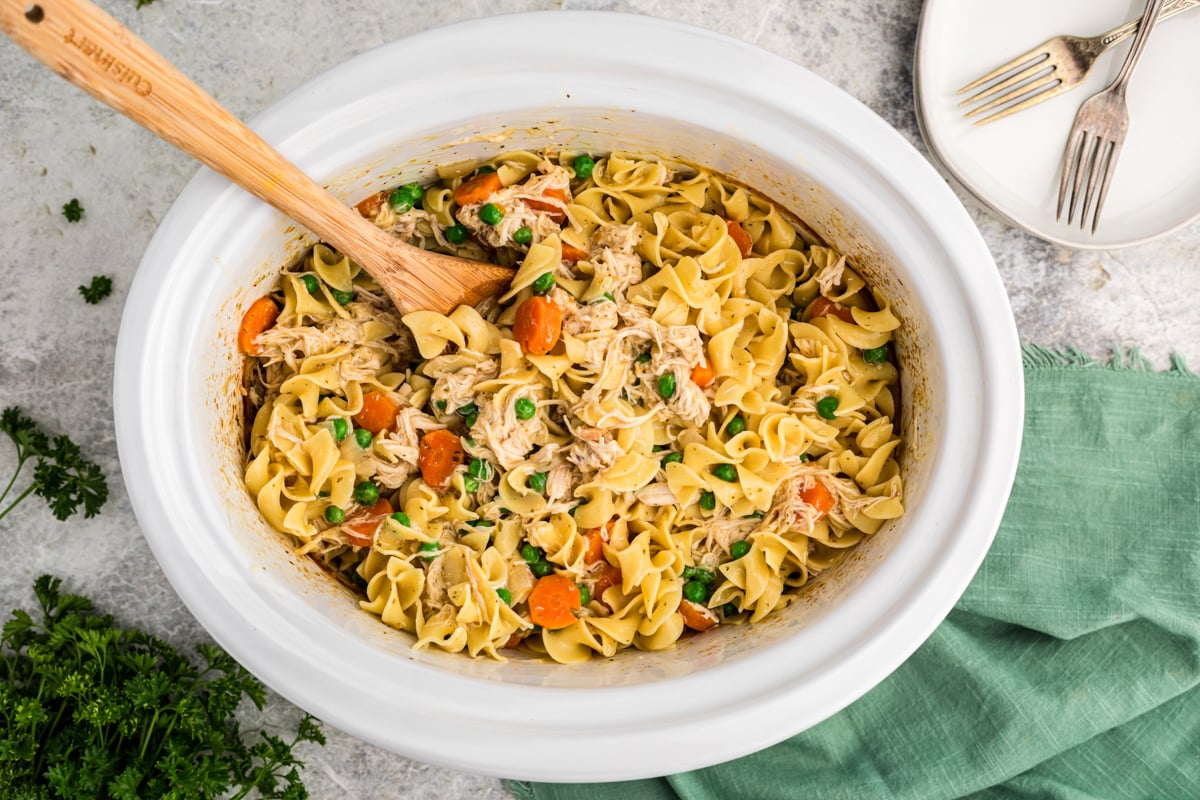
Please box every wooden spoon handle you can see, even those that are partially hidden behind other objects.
[0,0,405,287]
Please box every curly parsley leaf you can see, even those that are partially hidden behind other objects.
[0,406,108,523]
[0,575,325,797]
[78,275,113,304]
[61,198,83,222]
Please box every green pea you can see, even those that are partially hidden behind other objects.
[475,165,496,175]
[324,505,345,524]
[435,400,448,411]
[386,183,421,211]
[355,428,373,449]
[496,587,512,605]
[635,352,651,363]
[530,559,553,578]
[658,373,676,399]
[699,491,716,511]
[748,510,765,519]
[391,511,412,527]
[419,540,440,560]
[723,602,739,617]
[468,458,493,481]
[520,543,542,564]
[531,272,555,295]
[513,227,533,246]
[601,291,615,303]
[573,154,595,180]
[514,397,537,420]
[682,566,715,584]
[799,452,811,462]
[456,402,477,417]
[402,182,423,205]
[301,274,320,294]
[726,415,746,436]
[445,224,468,244]
[864,344,889,364]
[466,437,478,447]
[816,396,840,420]
[479,203,504,225]
[568,504,580,517]
[332,289,355,306]
[712,463,738,482]
[464,476,480,493]
[528,472,548,494]
[331,418,349,442]
[354,481,379,505]
[683,580,709,604]
[463,411,478,429]
[662,452,683,467]
[730,540,751,559]
[317,490,330,498]
[468,519,495,528]
[578,585,591,606]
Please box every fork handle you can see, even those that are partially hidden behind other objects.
[1099,0,1199,49]
[1109,0,1171,94]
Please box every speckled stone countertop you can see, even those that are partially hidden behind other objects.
[1,0,1197,797]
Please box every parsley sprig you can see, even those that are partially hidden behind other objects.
[79,275,113,304]
[0,575,325,797]
[61,198,83,222]
[0,406,108,522]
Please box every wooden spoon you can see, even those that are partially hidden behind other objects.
[0,0,514,314]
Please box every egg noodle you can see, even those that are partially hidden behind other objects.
[241,151,904,663]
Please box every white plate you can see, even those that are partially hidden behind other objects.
[916,0,1200,249]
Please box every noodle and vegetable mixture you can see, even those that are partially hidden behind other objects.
[240,152,904,663]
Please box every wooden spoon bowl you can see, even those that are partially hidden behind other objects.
[0,0,514,314]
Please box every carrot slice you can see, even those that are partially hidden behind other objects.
[724,218,753,258]
[582,520,613,566]
[690,357,715,389]
[528,574,581,630]
[800,482,836,520]
[238,296,280,356]
[560,242,589,262]
[343,498,393,547]
[808,297,855,324]
[418,429,465,489]
[525,187,569,223]
[591,564,623,608]
[354,392,399,435]
[679,599,719,632]
[356,190,389,219]
[453,172,503,206]
[513,296,563,356]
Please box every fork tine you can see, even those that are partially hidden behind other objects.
[1079,139,1110,229]
[958,59,1053,108]
[1090,140,1122,234]
[1069,134,1098,225]
[957,47,1050,94]
[974,77,1070,125]
[1057,126,1086,221]
[964,73,1060,118]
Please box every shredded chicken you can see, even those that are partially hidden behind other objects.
[428,358,498,411]
[472,394,542,470]
[456,162,574,249]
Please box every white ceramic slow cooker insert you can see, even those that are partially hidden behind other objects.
[113,12,1023,782]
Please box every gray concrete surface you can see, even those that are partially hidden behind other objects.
[1,1,1197,797]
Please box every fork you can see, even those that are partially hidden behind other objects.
[1057,0,1169,233]
[956,0,1198,125]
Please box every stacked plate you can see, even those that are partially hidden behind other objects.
[915,0,1200,248]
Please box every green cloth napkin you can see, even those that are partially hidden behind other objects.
[510,346,1200,800]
